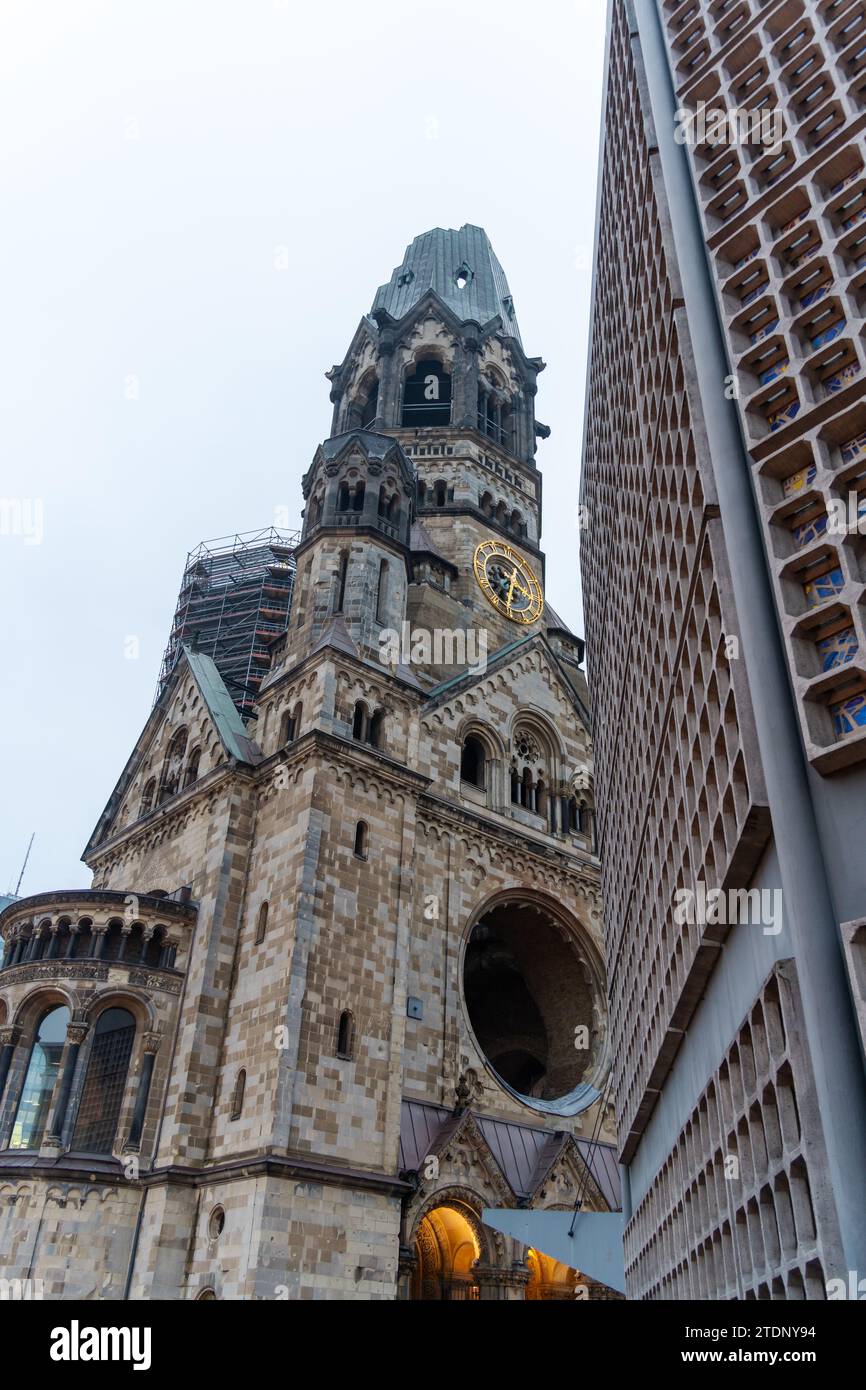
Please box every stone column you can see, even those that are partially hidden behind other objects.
[90,923,109,959]
[138,926,155,964]
[0,1027,22,1107]
[396,1245,419,1301]
[44,1021,89,1148]
[126,1032,161,1150]
[45,923,62,959]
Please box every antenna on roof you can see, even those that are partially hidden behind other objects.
[13,833,35,897]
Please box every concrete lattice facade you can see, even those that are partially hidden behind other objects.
[582,0,866,1300]
[0,228,619,1301]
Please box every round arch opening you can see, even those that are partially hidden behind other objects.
[462,896,605,1116]
[411,1202,481,1301]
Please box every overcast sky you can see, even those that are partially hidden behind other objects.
[0,0,607,895]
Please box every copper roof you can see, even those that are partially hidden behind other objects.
[399,1098,621,1211]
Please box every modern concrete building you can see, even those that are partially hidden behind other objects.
[579,0,866,1299]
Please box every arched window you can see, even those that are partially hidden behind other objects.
[159,727,188,803]
[352,701,367,741]
[230,1069,246,1121]
[308,494,323,529]
[9,1005,70,1149]
[255,901,269,944]
[402,358,452,427]
[434,480,447,507]
[183,749,201,788]
[338,481,351,512]
[522,765,534,809]
[280,703,301,745]
[460,736,486,788]
[359,377,379,428]
[418,480,427,506]
[480,491,494,517]
[376,560,388,623]
[510,765,521,804]
[140,779,156,816]
[387,494,399,523]
[369,709,384,749]
[354,821,368,859]
[378,484,387,517]
[71,1008,136,1154]
[337,1010,354,1059]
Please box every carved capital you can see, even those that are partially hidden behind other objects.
[65,1023,89,1046]
[0,1027,22,1049]
[142,1032,162,1055]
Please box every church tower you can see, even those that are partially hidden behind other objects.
[0,226,618,1301]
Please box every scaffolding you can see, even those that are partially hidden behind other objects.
[157,527,299,719]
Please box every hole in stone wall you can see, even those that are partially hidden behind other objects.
[462,901,599,1108]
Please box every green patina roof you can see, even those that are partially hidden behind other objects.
[183,645,260,765]
[372,225,522,344]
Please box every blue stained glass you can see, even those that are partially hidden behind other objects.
[832,693,866,737]
[804,567,845,606]
[760,359,789,385]
[799,285,828,309]
[817,627,857,670]
[769,400,800,431]
[841,432,866,462]
[810,322,844,349]
[824,363,860,395]
[783,464,817,496]
[792,513,828,548]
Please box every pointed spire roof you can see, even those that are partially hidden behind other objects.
[372,225,522,344]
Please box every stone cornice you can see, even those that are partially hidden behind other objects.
[417,791,600,881]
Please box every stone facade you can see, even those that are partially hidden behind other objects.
[0,226,617,1301]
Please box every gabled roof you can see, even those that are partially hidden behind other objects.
[422,631,592,731]
[84,644,262,858]
[399,1098,621,1209]
[373,225,523,346]
[184,647,261,765]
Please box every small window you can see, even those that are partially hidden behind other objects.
[354,822,368,859]
[255,901,269,944]
[230,1069,246,1121]
[183,749,201,788]
[335,552,348,613]
[337,1010,354,1060]
[376,560,388,623]
[208,1206,226,1240]
[460,736,486,788]
[369,709,384,749]
[352,701,367,741]
[140,778,156,816]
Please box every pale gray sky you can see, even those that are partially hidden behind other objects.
[0,0,606,894]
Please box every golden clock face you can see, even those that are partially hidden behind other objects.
[473,540,543,625]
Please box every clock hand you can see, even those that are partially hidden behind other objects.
[506,567,518,608]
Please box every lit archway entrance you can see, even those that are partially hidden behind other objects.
[525,1247,579,1301]
[411,1203,481,1301]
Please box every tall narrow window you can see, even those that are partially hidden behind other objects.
[460,736,486,788]
[183,749,201,788]
[335,552,348,613]
[354,821,368,859]
[401,358,452,427]
[255,901,269,944]
[376,560,388,623]
[71,1008,136,1154]
[337,1011,354,1059]
[9,1005,70,1150]
[230,1069,246,1121]
[369,709,384,749]
[352,701,366,741]
[280,709,296,745]
[140,779,156,816]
